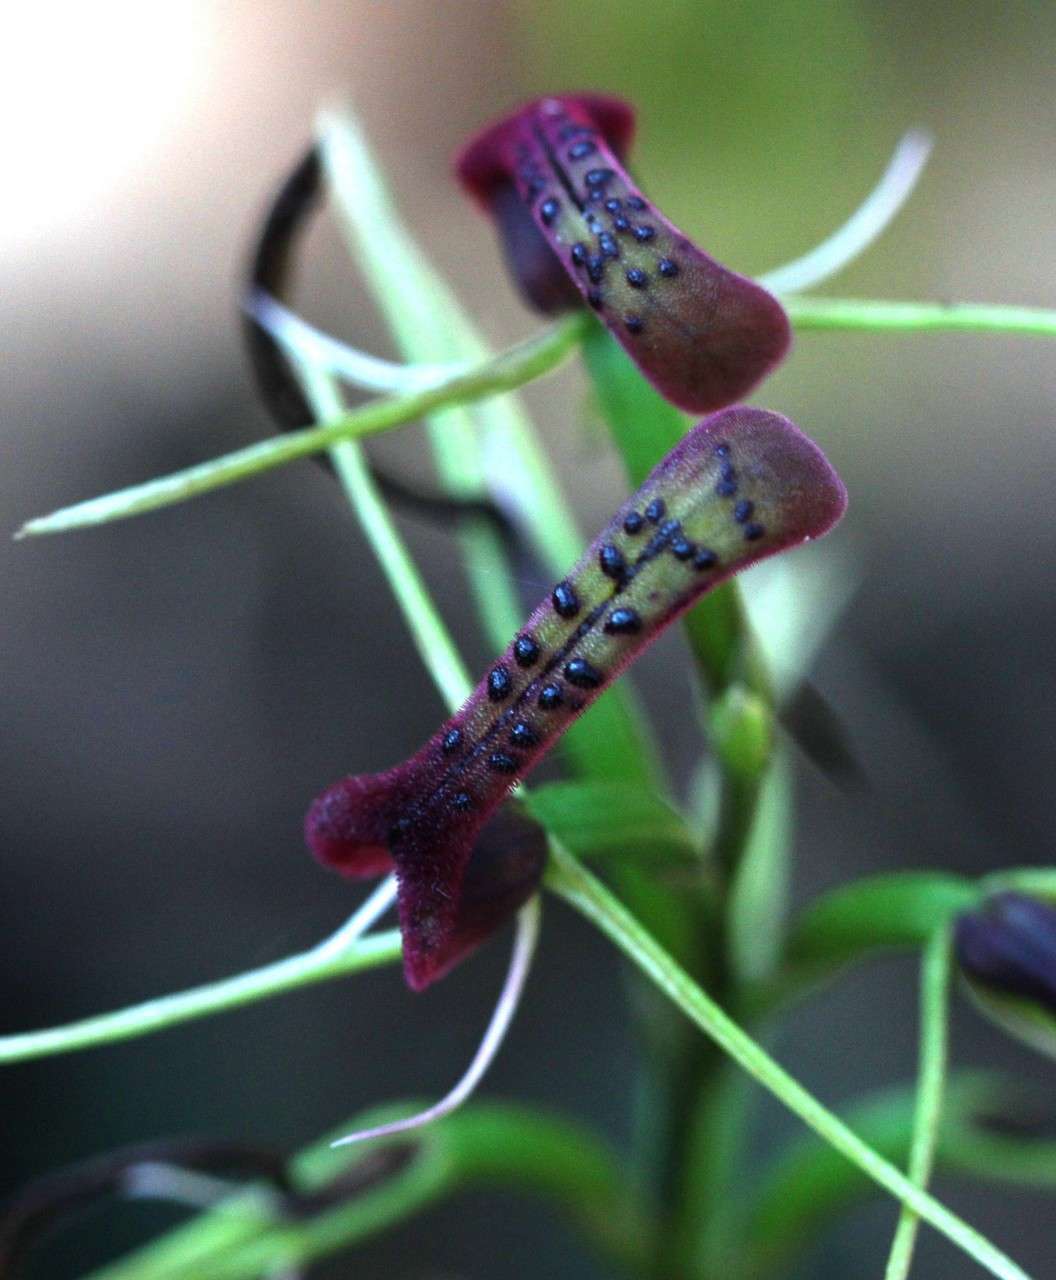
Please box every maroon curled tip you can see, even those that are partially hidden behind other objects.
[455,93,791,414]
[305,407,846,991]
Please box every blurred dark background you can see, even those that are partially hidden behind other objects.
[2,1,1055,1276]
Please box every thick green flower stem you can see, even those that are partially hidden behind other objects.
[86,1105,655,1280]
[544,845,1030,1280]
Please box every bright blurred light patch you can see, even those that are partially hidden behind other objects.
[0,2,206,250]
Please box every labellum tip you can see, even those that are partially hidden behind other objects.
[455,94,791,414]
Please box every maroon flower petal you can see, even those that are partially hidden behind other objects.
[307,407,846,989]
[456,94,791,414]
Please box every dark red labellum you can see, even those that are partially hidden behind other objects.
[456,94,791,414]
[306,407,846,991]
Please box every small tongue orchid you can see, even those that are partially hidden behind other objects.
[307,407,846,993]
[456,94,791,413]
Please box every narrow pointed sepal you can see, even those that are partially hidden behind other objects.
[456,94,791,413]
[307,407,846,989]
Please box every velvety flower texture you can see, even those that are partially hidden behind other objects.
[456,94,791,414]
[307,407,846,990]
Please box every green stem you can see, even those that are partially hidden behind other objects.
[0,929,402,1065]
[884,925,953,1280]
[783,295,1056,336]
[16,315,587,540]
[544,845,1030,1280]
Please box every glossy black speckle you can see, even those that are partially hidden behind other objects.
[604,197,622,213]
[441,728,462,755]
[626,267,648,289]
[626,195,647,211]
[599,543,626,579]
[453,791,473,812]
[632,225,655,242]
[612,214,631,232]
[658,518,682,539]
[716,478,738,498]
[671,537,695,560]
[552,581,580,618]
[598,232,619,259]
[584,166,613,185]
[623,510,645,535]
[587,288,603,309]
[510,721,539,748]
[604,606,642,635]
[744,523,765,542]
[715,442,731,457]
[624,314,644,335]
[734,500,754,524]
[564,657,604,689]
[513,635,541,668]
[488,752,518,774]
[538,682,564,710]
[587,255,605,284]
[645,497,666,523]
[693,548,718,571]
[720,461,736,483]
[569,141,597,160]
[658,258,679,278]
[570,242,588,268]
[539,197,560,226]
[487,665,513,701]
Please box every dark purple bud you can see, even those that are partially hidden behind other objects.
[955,892,1056,1016]
[455,94,791,414]
[306,408,845,991]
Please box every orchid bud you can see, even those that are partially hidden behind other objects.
[456,94,790,414]
[955,891,1056,1059]
[306,406,846,990]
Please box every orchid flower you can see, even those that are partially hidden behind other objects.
[307,406,846,992]
[456,93,790,413]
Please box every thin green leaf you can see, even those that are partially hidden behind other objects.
[522,780,698,866]
[87,1103,653,1280]
[0,929,402,1066]
[787,871,981,971]
[16,320,584,540]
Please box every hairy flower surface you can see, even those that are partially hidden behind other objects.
[456,94,790,413]
[307,407,846,989]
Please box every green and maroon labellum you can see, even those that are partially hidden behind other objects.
[306,407,846,990]
[456,94,791,414]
